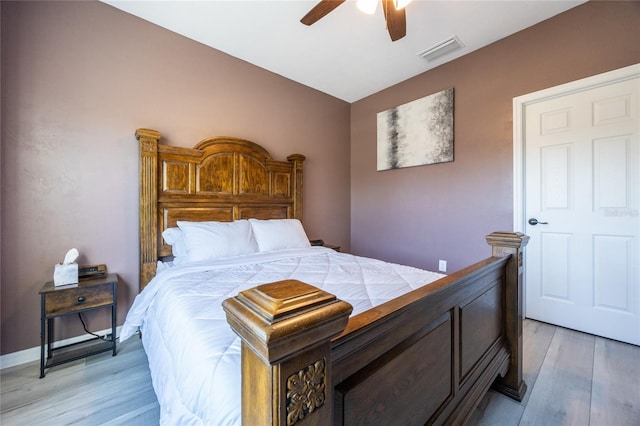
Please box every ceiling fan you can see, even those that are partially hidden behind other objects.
[301,0,412,42]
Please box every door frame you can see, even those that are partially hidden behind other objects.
[512,63,640,233]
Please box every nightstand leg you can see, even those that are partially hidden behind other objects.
[111,302,117,356]
[47,318,53,359]
[40,316,45,379]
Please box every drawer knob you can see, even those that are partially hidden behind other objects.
[77,296,86,303]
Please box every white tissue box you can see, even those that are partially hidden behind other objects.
[54,263,79,286]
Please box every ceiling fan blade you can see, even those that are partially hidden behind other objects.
[301,0,346,26]
[382,0,407,41]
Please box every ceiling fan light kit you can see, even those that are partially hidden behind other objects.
[302,0,412,41]
[357,0,412,14]
[357,0,378,15]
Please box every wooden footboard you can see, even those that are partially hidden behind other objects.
[224,232,529,425]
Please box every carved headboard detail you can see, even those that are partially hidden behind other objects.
[135,128,305,290]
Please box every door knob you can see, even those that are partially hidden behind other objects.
[528,218,548,226]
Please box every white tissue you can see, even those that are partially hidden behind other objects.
[62,248,79,265]
[54,248,79,286]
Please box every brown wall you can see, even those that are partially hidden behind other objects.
[0,1,350,355]
[350,1,640,272]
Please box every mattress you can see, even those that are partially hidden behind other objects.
[120,247,444,425]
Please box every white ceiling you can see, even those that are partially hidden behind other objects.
[103,0,586,102]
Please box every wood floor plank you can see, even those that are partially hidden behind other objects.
[467,319,552,426]
[468,389,524,426]
[1,337,160,425]
[519,327,595,426]
[520,319,556,406]
[1,337,146,409]
[590,336,640,426]
[101,402,160,425]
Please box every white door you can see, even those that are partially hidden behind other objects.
[521,72,639,345]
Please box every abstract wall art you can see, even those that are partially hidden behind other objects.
[377,87,454,171]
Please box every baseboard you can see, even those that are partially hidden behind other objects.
[0,325,122,370]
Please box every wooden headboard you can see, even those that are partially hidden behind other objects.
[135,128,305,290]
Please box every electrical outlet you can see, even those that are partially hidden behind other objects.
[438,260,447,272]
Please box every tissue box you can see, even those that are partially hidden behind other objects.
[54,263,79,286]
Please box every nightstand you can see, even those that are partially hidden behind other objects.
[39,273,117,378]
[310,239,341,252]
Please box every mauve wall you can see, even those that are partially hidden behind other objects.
[350,1,640,272]
[0,1,350,355]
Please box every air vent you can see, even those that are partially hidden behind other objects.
[418,36,464,62]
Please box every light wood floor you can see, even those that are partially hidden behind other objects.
[468,320,639,426]
[1,319,638,425]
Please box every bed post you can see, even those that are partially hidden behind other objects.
[135,128,161,290]
[223,280,352,426]
[485,231,530,401]
[287,154,305,221]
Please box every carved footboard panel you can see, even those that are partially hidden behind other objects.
[332,256,510,425]
[223,232,529,425]
[334,310,454,425]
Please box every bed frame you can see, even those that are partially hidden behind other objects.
[136,128,529,425]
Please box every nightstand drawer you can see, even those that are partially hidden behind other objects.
[44,283,114,316]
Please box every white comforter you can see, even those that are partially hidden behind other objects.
[120,247,444,425]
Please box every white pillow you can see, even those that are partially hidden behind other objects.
[176,220,259,262]
[249,219,311,252]
[161,227,188,259]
